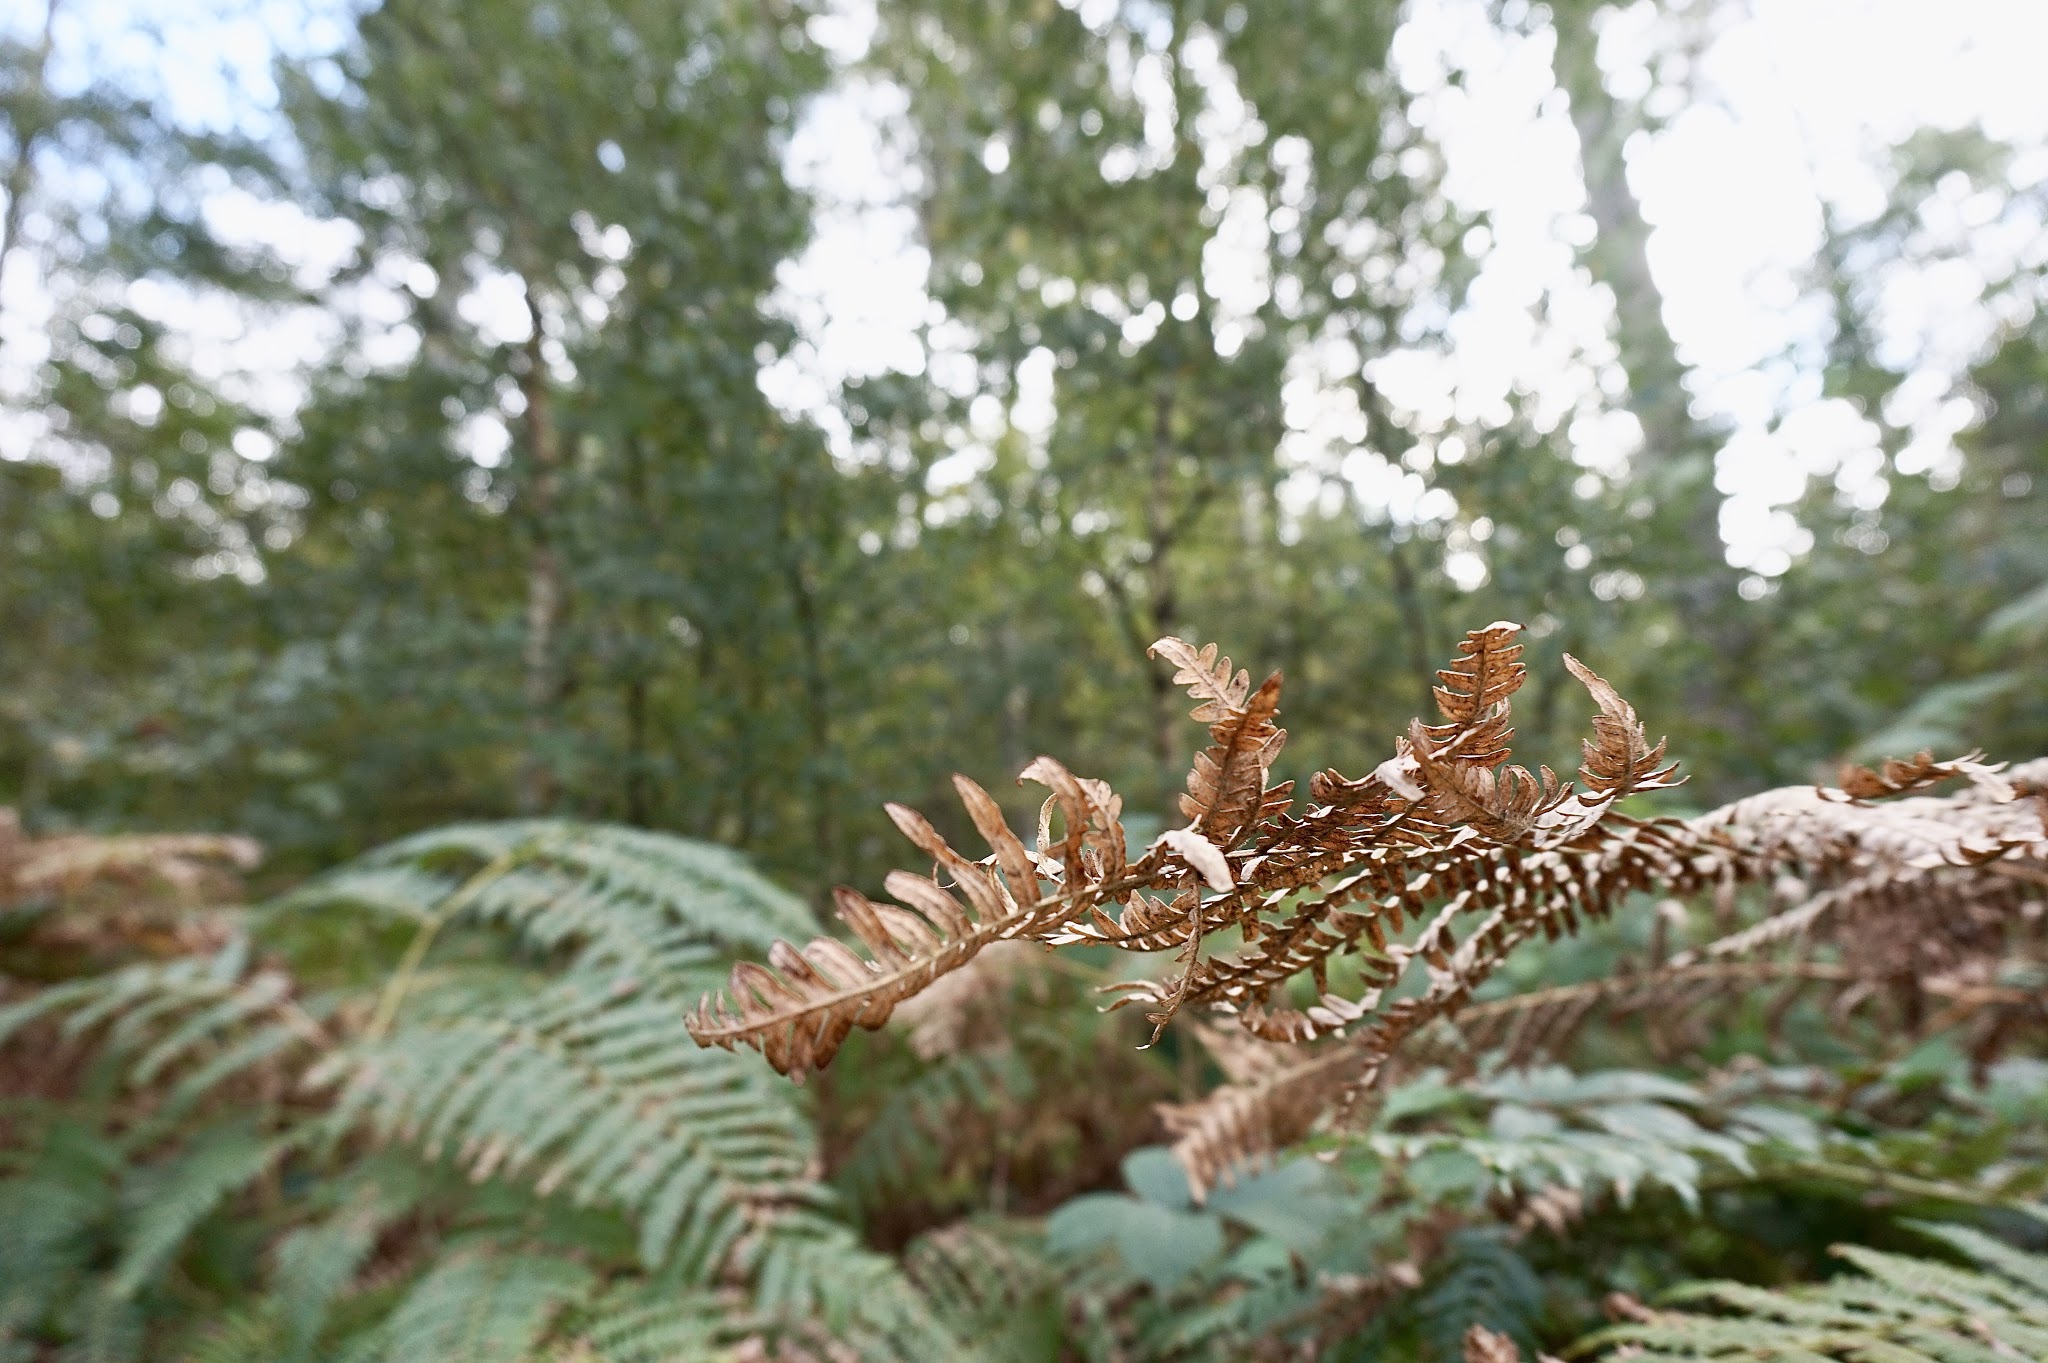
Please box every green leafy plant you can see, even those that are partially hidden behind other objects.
[0,819,970,1362]
[1580,1222,2048,1360]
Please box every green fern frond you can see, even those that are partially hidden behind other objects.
[1374,1067,1790,1214]
[1581,1223,2048,1360]
[1920,1222,2048,1298]
[277,820,814,961]
[373,1241,595,1363]
[270,1218,381,1359]
[573,1282,737,1362]
[0,1166,114,1341]
[3,822,962,1361]
[0,939,326,1116]
[834,1047,1034,1211]
[321,969,815,1274]
[1418,1231,1544,1363]
[176,1305,291,1363]
[53,1287,147,1363]
[739,1210,972,1362]
[111,1121,288,1299]
[904,1223,1065,1363]
[0,941,234,1046]
[269,1162,431,1362]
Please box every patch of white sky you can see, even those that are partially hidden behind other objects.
[757,58,934,465]
[0,0,366,488]
[1616,0,2048,576]
[1290,0,1626,575]
[6,0,2046,584]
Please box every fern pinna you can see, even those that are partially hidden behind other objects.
[0,820,973,1362]
[691,622,2048,1197]
[1564,1222,2048,1362]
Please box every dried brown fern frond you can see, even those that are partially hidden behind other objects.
[1837,748,2012,801]
[689,774,1057,1078]
[1560,653,1679,809]
[1415,959,2039,1077]
[1700,783,2021,871]
[1311,621,1526,812]
[1405,727,1566,843]
[1184,1018,1299,1085]
[696,625,1697,1174]
[1463,1325,1523,1363]
[688,764,1211,1078]
[2005,756,2048,795]
[1399,759,2048,1074]
[0,809,262,962]
[1149,638,1292,846]
[1176,780,2043,1189]
[0,810,261,904]
[692,622,2046,1198]
[1396,622,1564,841]
[1424,621,1527,752]
[1159,835,1655,1195]
[1123,782,2036,1189]
[1463,1323,1567,1363]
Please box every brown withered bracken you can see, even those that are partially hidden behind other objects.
[688,623,2048,1197]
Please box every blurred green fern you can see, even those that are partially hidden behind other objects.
[0,820,963,1362]
[1581,1223,2048,1360]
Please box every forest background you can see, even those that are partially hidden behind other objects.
[6,0,2044,885]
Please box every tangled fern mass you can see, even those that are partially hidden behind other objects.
[689,621,2048,1196]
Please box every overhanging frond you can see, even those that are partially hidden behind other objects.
[1579,1224,2048,1361]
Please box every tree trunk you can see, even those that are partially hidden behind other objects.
[772,449,838,906]
[1148,389,1182,794]
[1550,0,1751,775]
[1549,0,1695,466]
[1385,536,1436,703]
[621,432,656,827]
[517,289,564,814]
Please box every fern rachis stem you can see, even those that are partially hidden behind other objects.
[363,847,529,1043]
